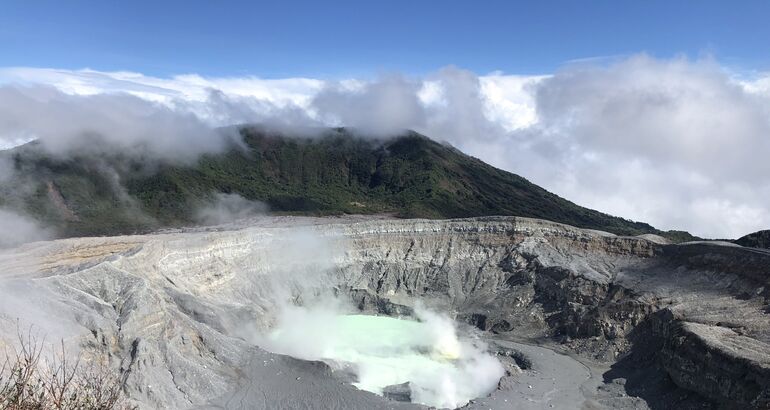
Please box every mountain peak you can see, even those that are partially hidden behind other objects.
[0,127,694,241]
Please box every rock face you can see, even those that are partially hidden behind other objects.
[655,316,770,407]
[383,382,412,402]
[736,230,770,250]
[0,216,769,409]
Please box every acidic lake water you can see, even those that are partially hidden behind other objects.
[264,313,504,408]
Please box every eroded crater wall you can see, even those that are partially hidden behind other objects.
[1,216,769,408]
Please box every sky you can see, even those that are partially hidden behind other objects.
[1,1,770,239]
[2,1,770,77]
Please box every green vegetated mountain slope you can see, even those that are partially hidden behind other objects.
[0,127,696,241]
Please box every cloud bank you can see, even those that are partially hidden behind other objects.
[524,56,770,239]
[0,85,229,161]
[1,56,769,238]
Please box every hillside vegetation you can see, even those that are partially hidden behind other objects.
[0,127,696,241]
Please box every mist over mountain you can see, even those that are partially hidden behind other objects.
[4,55,770,238]
[0,126,696,243]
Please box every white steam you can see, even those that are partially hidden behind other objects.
[0,280,81,343]
[260,307,504,408]
[0,208,52,248]
[230,227,503,408]
[194,193,269,225]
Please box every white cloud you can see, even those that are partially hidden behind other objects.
[515,55,770,238]
[1,58,769,238]
[312,74,426,136]
[0,67,324,106]
[480,73,545,131]
[0,85,229,162]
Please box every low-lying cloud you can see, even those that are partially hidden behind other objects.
[0,85,231,162]
[520,56,770,238]
[1,56,770,238]
[312,75,426,137]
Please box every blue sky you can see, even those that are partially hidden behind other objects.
[1,0,769,77]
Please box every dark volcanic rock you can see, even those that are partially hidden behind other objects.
[735,230,770,250]
[490,343,532,370]
[383,382,412,402]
